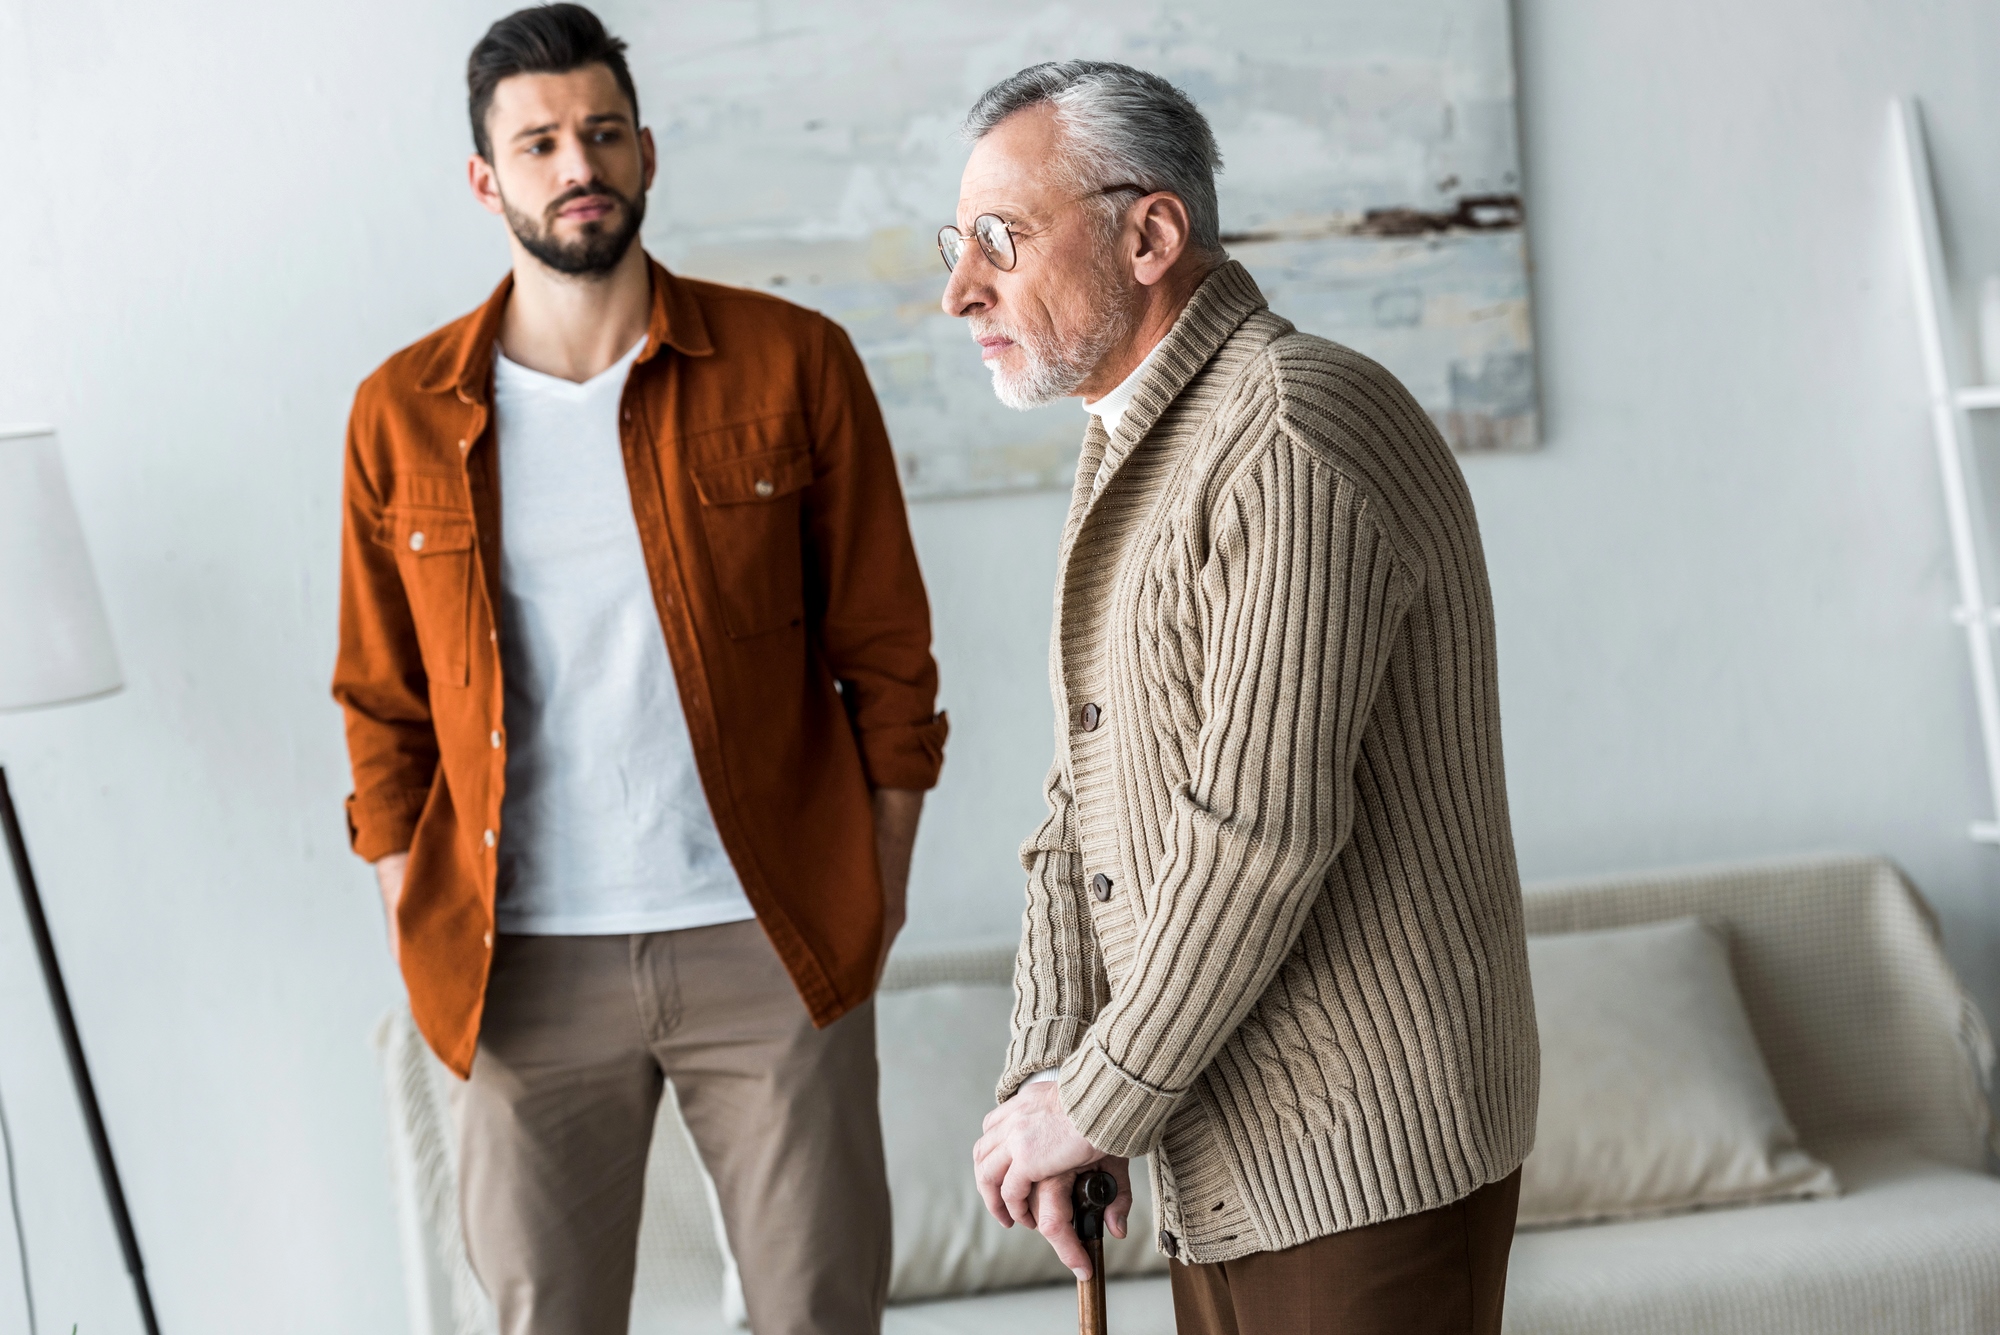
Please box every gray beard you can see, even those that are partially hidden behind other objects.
[979,265,1137,411]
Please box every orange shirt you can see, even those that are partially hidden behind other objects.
[333,258,947,1076]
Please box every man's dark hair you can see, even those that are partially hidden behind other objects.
[467,4,640,161]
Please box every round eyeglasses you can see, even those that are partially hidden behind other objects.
[938,213,1017,273]
[937,184,1151,274]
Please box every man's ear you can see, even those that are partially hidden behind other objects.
[468,154,505,217]
[1131,193,1193,287]
[640,126,657,194]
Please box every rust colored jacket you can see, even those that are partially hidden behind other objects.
[334,257,947,1076]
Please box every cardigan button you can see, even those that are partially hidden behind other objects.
[754,478,775,498]
[1090,873,1113,902]
[1079,703,1101,731]
[408,531,425,552]
[1159,1230,1179,1259]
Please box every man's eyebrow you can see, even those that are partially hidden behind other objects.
[960,199,1029,223]
[509,112,630,143]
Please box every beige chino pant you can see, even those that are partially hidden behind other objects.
[455,919,891,1335]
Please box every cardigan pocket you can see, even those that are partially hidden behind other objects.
[690,448,813,638]
[373,509,475,687]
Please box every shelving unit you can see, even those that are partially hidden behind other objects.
[1891,97,2000,844]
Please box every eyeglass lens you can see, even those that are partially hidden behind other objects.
[973,215,1014,271]
[938,214,1017,273]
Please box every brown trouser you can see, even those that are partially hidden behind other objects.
[455,919,890,1335]
[1169,1169,1522,1335]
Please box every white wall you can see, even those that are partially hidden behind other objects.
[1,0,1998,1331]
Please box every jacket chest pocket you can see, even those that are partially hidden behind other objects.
[690,449,812,638]
[373,509,475,687]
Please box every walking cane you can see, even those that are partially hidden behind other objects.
[1072,1168,1119,1335]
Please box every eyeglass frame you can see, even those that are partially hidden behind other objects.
[937,183,1153,274]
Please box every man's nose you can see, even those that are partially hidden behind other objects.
[941,253,988,319]
[552,132,595,186]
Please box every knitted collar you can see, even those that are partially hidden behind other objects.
[1080,260,1269,501]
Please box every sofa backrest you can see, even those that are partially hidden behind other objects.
[893,854,1996,1168]
[381,854,1995,1335]
[881,938,1016,990]
[1521,853,1994,1167]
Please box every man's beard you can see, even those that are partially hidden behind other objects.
[502,181,646,277]
[974,256,1137,411]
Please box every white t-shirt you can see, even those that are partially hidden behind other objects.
[490,338,756,935]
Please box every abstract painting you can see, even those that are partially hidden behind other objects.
[630,0,1537,499]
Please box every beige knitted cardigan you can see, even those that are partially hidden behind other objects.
[1001,261,1540,1264]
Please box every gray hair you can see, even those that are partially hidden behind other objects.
[963,61,1225,255]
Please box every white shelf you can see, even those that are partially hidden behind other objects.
[1893,97,2000,846]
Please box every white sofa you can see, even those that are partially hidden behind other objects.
[378,853,2000,1334]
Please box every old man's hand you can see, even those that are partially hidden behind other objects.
[972,1080,1132,1277]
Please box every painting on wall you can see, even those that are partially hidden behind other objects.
[630,1,1537,499]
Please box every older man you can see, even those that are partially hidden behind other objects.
[951,62,1540,1335]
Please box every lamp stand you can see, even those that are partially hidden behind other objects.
[0,767,160,1335]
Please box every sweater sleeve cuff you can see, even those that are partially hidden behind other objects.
[345,787,429,862]
[1058,1035,1185,1158]
[996,1014,1090,1104]
[857,710,950,791]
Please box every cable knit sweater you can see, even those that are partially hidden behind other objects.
[1000,261,1539,1264]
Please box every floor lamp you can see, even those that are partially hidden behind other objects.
[0,424,160,1335]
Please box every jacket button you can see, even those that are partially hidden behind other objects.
[754,478,775,497]
[1091,873,1113,901]
[482,931,493,948]
[1079,703,1101,731]
[1159,1230,1179,1259]
[408,531,425,552]
[490,730,502,749]
[483,829,496,848]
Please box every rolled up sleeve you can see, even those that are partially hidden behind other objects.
[331,388,441,862]
[803,320,947,791]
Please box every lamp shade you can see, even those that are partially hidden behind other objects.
[0,426,123,711]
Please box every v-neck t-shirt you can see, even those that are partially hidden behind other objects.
[490,338,755,935]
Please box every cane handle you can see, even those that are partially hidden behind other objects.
[1073,1169,1118,1335]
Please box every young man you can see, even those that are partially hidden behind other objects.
[332,8,946,1332]
[948,64,1539,1335]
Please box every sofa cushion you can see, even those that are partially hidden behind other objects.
[884,1142,2000,1335]
[377,855,1999,1335]
[1521,917,1837,1226]
[1506,1140,2000,1335]
[878,982,1169,1301]
[1522,855,1995,1170]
